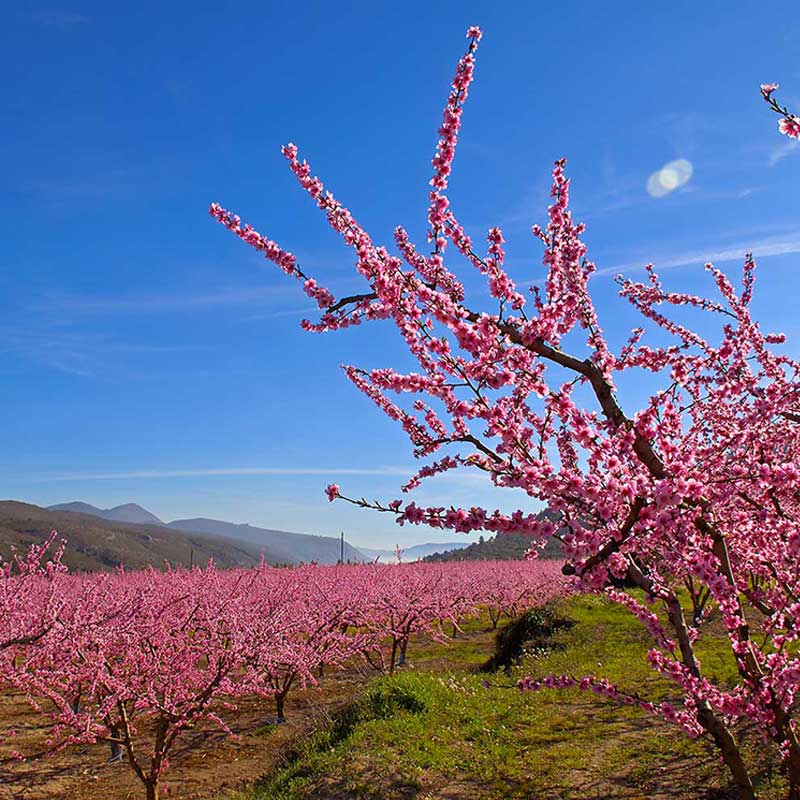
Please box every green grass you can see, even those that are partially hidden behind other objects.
[227,595,785,800]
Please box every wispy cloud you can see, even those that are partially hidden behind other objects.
[656,111,709,158]
[596,231,800,276]
[33,284,298,314]
[27,466,416,482]
[769,139,800,167]
[30,9,89,26]
[0,327,209,376]
[239,306,315,322]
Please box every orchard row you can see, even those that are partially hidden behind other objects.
[0,534,570,800]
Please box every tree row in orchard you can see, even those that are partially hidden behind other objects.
[0,535,571,800]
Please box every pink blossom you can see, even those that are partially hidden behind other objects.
[210,25,800,797]
[761,82,779,99]
[778,115,800,139]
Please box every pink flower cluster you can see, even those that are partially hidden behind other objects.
[211,24,800,798]
[761,82,800,140]
[0,531,65,652]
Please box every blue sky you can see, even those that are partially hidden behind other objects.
[2,1,799,549]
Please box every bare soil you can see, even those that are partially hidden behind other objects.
[0,666,373,800]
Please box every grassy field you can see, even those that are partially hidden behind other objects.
[228,595,782,800]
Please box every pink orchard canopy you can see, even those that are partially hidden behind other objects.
[1,547,569,800]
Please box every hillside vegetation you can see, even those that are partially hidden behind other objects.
[424,510,563,563]
[0,501,264,571]
[44,500,366,565]
[424,532,562,562]
[167,517,365,564]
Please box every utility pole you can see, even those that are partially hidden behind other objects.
[339,531,344,564]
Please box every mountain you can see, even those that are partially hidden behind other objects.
[0,501,265,571]
[49,501,163,526]
[47,502,365,565]
[167,518,365,565]
[359,542,471,563]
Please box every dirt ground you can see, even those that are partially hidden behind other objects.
[0,664,376,800]
[0,628,495,800]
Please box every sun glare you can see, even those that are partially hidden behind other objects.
[646,158,693,198]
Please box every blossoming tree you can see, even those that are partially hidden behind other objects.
[0,532,65,652]
[241,564,370,721]
[211,25,800,800]
[8,566,257,800]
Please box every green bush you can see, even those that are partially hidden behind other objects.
[482,606,574,673]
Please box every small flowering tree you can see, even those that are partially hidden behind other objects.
[475,560,571,629]
[241,565,368,721]
[360,563,457,673]
[211,24,800,800]
[0,531,65,652]
[8,566,255,800]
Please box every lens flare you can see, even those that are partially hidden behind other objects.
[647,158,693,198]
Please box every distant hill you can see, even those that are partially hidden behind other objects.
[359,542,471,563]
[49,501,163,526]
[167,518,365,565]
[0,501,265,571]
[423,533,563,562]
[47,501,366,565]
[423,511,564,562]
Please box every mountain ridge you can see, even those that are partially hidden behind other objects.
[44,499,491,568]
[1,501,265,571]
[48,501,368,565]
[167,517,365,564]
[48,501,164,526]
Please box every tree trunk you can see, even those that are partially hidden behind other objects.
[626,562,755,800]
[695,706,755,800]
[275,692,286,722]
[145,780,158,800]
[389,638,398,674]
[106,719,123,762]
[109,739,123,763]
[784,746,800,800]
[398,638,408,666]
